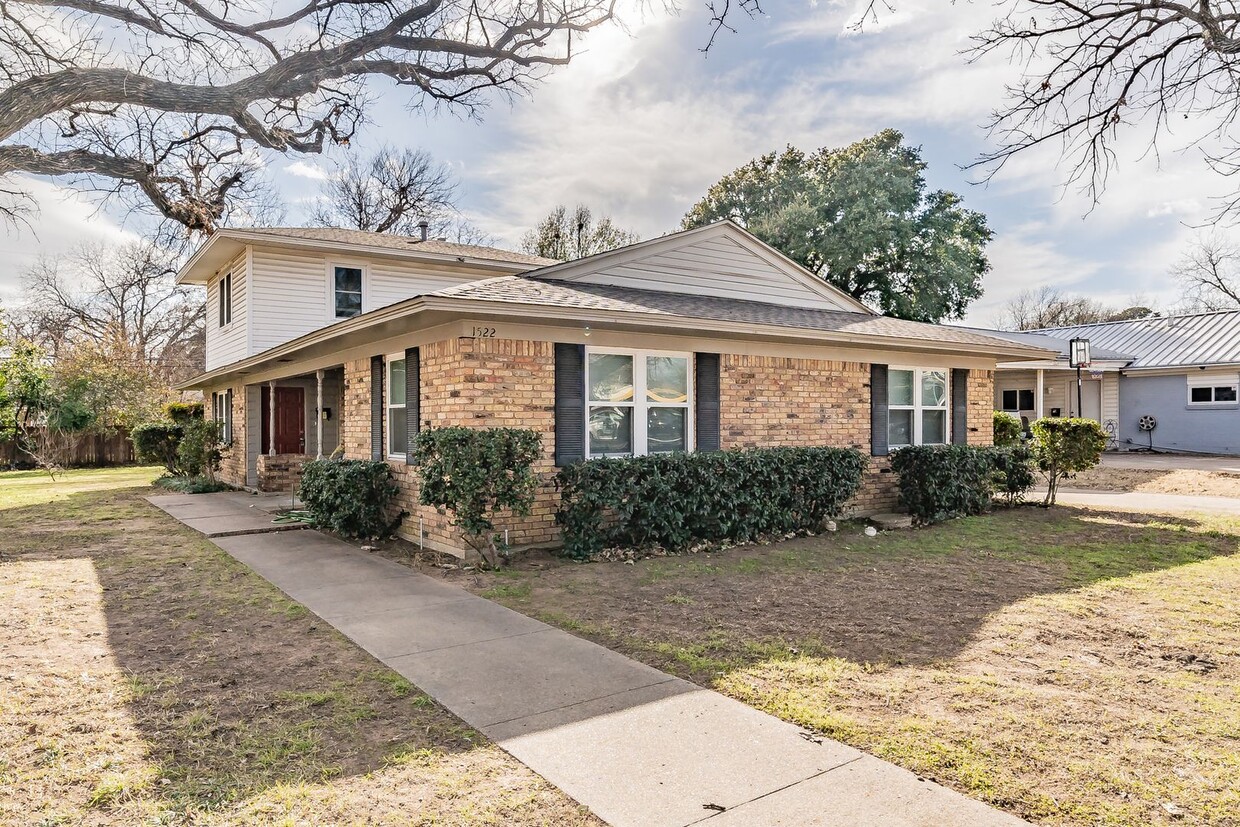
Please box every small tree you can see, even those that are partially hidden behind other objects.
[413,427,543,568]
[177,418,223,482]
[1030,418,1108,506]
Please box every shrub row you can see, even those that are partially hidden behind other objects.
[556,446,867,559]
[890,445,1004,524]
[300,458,401,539]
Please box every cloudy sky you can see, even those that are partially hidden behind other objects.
[0,0,1225,324]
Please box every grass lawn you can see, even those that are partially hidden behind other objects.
[0,467,599,826]
[446,507,1240,827]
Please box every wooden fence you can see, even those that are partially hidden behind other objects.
[1,429,135,468]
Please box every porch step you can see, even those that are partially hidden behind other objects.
[869,512,914,530]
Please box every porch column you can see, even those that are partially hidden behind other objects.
[315,369,324,459]
[1035,369,1045,420]
[268,381,276,456]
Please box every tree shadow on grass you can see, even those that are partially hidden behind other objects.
[1,487,483,818]
[460,505,1240,679]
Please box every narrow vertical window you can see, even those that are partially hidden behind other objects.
[218,271,232,327]
[334,266,363,318]
[386,356,407,457]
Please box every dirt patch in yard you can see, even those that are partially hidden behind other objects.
[418,508,1240,827]
[1068,465,1240,497]
[0,477,599,826]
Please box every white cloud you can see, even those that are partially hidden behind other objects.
[284,160,329,180]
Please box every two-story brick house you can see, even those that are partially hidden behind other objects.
[178,221,1052,556]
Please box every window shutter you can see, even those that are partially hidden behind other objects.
[871,364,889,457]
[370,355,383,461]
[951,368,969,445]
[405,346,420,465]
[694,353,721,452]
[554,343,586,466]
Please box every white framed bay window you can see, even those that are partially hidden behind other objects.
[888,367,949,448]
[586,349,693,457]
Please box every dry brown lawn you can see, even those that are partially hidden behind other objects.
[425,507,1240,827]
[0,467,598,826]
[1070,465,1240,498]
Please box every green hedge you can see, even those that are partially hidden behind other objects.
[132,421,183,474]
[556,446,867,559]
[299,459,401,539]
[991,445,1037,506]
[993,410,1023,447]
[890,445,998,525]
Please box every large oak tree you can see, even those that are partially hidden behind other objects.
[683,130,991,322]
[0,0,618,233]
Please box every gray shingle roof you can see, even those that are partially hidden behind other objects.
[232,227,557,268]
[433,277,1054,352]
[1025,311,1240,369]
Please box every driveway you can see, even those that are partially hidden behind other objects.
[1100,453,1240,472]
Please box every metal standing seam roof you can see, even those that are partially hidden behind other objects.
[1030,310,1240,369]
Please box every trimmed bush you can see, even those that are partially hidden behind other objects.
[413,427,543,568]
[132,421,183,474]
[1030,417,1108,506]
[890,444,998,525]
[299,458,401,539]
[177,418,222,480]
[991,445,1037,506]
[556,446,867,560]
[154,475,232,494]
[164,401,204,424]
[993,410,1023,447]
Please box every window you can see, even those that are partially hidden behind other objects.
[888,368,949,448]
[387,355,407,457]
[218,271,232,327]
[1001,388,1035,411]
[586,350,692,457]
[212,390,233,445]
[333,265,363,318]
[1188,374,1239,406]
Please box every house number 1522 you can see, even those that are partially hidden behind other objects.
[471,326,497,338]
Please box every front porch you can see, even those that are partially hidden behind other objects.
[240,366,344,491]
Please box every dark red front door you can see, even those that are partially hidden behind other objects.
[261,386,305,454]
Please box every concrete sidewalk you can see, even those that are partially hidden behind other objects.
[147,491,304,537]
[149,494,1026,827]
[1058,488,1240,515]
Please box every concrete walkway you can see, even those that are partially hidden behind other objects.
[149,494,1026,827]
[1058,488,1240,515]
[147,491,304,537]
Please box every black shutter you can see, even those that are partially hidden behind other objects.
[554,343,586,466]
[695,353,721,452]
[405,346,420,464]
[871,364,889,457]
[370,355,384,461]
[951,368,969,445]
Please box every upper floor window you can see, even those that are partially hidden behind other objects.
[1188,374,1239,406]
[218,271,232,327]
[333,265,363,318]
[889,368,948,448]
[387,355,407,458]
[587,349,691,457]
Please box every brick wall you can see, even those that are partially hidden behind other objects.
[217,383,247,488]
[257,453,310,492]
[334,343,996,556]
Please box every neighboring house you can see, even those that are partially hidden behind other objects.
[986,311,1240,454]
[178,221,1051,557]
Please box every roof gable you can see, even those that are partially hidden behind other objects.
[525,222,874,314]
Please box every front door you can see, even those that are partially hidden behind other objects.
[261,386,306,454]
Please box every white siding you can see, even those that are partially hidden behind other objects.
[563,235,855,311]
[248,247,482,354]
[204,255,248,371]
[1102,372,1120,431]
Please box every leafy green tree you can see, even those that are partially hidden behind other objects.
[1030,418,1108,506]
[520,204,640,262]
[683,130,991,322]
